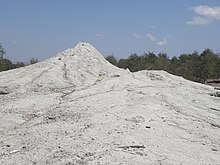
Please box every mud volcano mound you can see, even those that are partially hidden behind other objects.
[0,43,219,164]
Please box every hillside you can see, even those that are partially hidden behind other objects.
[0,43,220,164]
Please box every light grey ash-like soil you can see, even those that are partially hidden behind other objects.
[0,43,219,165]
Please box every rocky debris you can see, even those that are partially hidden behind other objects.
[0,88,8,95]
[211,148,218,152]
[211,123,220,128]
[125,116,145,123]
[209,91,220,97]
[209,107,220,112]
[0,91,8,95]
[214,87,220,90]
[216,92,220,97]
[118,145,146,149]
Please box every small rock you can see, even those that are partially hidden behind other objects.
[211,148,218,152]
[216,92,220,97]
[145,126,151,129]
[126,116,145,123]
[47,116,56,120]
[113,74,120,77]
[0,90,9,95]
[6,144,10,147]
[210,92,220,97]
[214,87,220,91]
[211,123,220,128]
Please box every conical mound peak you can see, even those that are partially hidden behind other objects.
[0,42,124,94]
[53,42,107,63]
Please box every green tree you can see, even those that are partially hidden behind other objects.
[0,58,14,72]
[0,43,14,72]
[127,53,144,71]
[155,52,170,70]
[188,51,201,82]
[169,56,180,75]
[176,53,202,81]
[0,43,6,60]
[105,55,117,66]
[15,62,25,68]
[200,48,218,82]
[217,54,220,78]
[117,58,129,69]
[30,58,39,64]
[143,52,158,70]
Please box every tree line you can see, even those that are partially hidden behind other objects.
[0,43,38,72]
[106,49,220,83]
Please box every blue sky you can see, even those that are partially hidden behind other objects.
[1,0,220,62]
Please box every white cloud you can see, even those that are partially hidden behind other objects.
[147,33,157,41]
[186,16,212,25]
[133,32,168,46]
[193,5,220,19]
[187,5,220,25]
[157,38,167,46]
[10,40,17,44]
[95,33,104,37]
[133,33,143,39]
